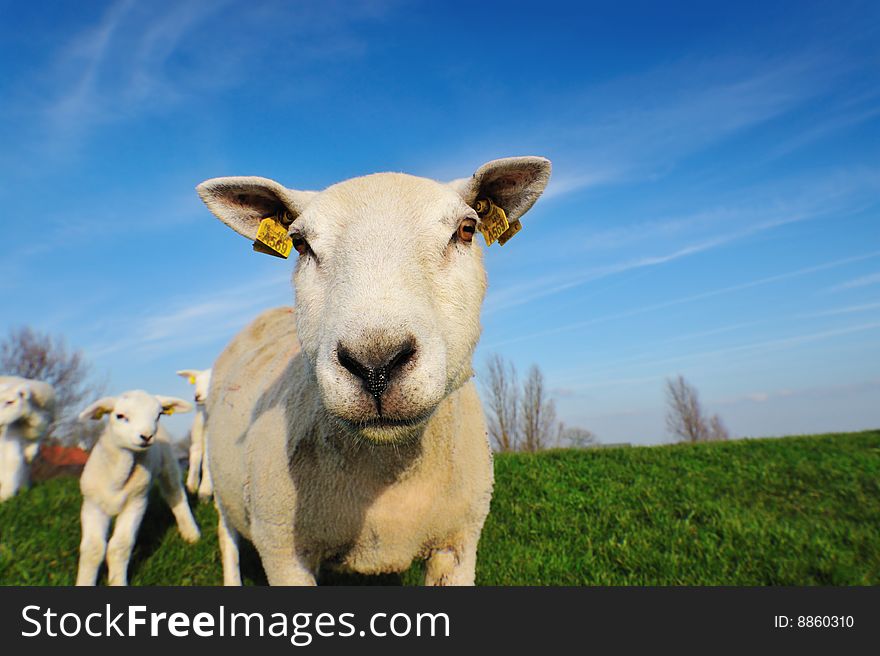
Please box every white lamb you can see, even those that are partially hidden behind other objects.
[0,376,56,501]
[176,368,213,501]
[196,156,551,585]
[76,390,200,586]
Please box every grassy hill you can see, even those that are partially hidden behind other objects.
[1,430,878,585]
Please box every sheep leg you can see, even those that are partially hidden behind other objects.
[197,437,214,502]
[253,524,316,585]
[106,498,147,586]
[76,501,111,586]
[185,413,204,495]
[424,532,480,586]
[23,440,40,464]
[158,455,201,543]
[258,550,317,585]
[0,438,27,501]
[217,506,242,586]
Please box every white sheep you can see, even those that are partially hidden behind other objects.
[196,156,551,585]
[176,368,213,501]
[0,376,56,501]
[75,390,200,586]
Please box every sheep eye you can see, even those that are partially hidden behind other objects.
[115,413,128,422]
[456,218,477,243]
[291,233,310,256]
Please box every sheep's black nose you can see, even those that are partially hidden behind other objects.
[140,433,153,444]
[337,340,416,401]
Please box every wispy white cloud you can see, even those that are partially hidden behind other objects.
[19,0,399,153]
[428,52,838,201]
[826,271,880,293]
[485,201,853,315]
[714,379,880,408]
[554,322,880,394]
[46,0,137,131]
[797,301,880,318]
[538,54,835,197]
[487,250,880,349]
[485,161,880,316]
[765,88,880,160]
[541,169,622,200]
[538,164,880,261]
[87,269,292,359]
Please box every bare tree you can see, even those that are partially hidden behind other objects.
[0,326,105,446]
[707,413,730,441]
[521,364,558,452]
[560,425,597,448]
[482,354,595,452]
[665,375,729,443]
[482,354,521,452]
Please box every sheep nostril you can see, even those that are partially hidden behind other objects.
[140,434,153,443]
[337,340,416,400]
[386,343,416,376]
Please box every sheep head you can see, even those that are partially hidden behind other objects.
[177,369,212,405]
[0,381,37,428]
[197,157,551,443]
[0,377,56,440]
[80,391,192,452]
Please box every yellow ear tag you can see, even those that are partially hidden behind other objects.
[253,216,293,259]
[164,407,175,416]
[188,376,196,385]
[498,219,522,246]
[475,198,510,246]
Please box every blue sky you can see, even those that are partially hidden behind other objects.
[1,0,878,444]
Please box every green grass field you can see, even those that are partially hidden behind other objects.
[1,430,878,585]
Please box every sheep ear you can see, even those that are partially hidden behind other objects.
[196,176,317,240]
[177,369,199,383]
[80,397,116,421]
[157,396,193,416]
[449,156,552,224]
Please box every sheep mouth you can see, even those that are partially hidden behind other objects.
[332,412,433,442]
[342,414,430,430]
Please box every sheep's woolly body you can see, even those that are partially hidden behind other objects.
[0,376,56,501]
[76,391,200,586]
[80,426,182,516]
[208,307,493,584]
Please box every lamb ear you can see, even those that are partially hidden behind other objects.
[156,396,193,416]
[176,369,199,382]
[196,176,317,240]
[79,397,116,421]
[449,156,552,223]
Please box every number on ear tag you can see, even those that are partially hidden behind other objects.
[475,198,510,246]
[253,217,293,259]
